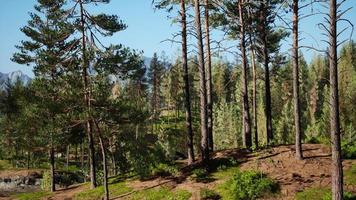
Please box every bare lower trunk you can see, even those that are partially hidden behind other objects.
[292,0,303,160]
[50,146,55,192]
[247,4,258,149]
[238,0,252,149]
[250,43,258,149]
[94,121,109,200]
[66,145,70,169]
[27,151,30,170]
[181,0,195,165]
[194,0,209,163]
[259,2,273,144]
[204,0,214,152]
[87,122,97,189]
[329,0,343,199]
[80,142,84,168]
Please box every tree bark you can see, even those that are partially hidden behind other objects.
[238,0,252,149]
[27,151,30,170]
[292,0,303,160]
[66,145,70,169]
[49,146,55,192]
[247,3,258,149]
[94,120,109,200]
[194,0,209,163]
[180,0,195,165]
[259,1,273,144]
[329,0,343,199]
[204,0,214,152]
[79,0,97,189]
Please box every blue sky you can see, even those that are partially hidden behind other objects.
[0,0,355,76]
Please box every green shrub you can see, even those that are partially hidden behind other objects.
[191,168,209,182]
[342,141,356,159]
[344,165,356,186]
[296,187,355,200]
[40,171,51,191]
[0,160,12,170]
[218,170,279,200]
[200,188,220,200]
[151,163,179,177]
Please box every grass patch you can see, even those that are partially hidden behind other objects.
[13,191,52,200]
[0,160,12,170]
[296,187,355,200]
[131,187,191,200]
[74,181,132,200]
[200,187,220,200]
[212,166,240,180]
[344,165,356,186]
[216,170,279,200]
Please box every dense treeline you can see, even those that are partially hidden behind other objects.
[0,0,354,199]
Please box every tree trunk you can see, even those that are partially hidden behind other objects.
[79,0,96,189]
[292,0,303,160]
[80,142,84,168]
[259,2,273,144]
[27,151,30,170]
[194,0,209,163]
[49,146,55,192]
[75,144,78,163]
[249,39,258,149]
[180,0,195,165]
[94,121,109,200]
[238,0,252,149]
[66,145,70,169]
[329,0,343,199]
[204,0,214,152]
[247,2,258,148]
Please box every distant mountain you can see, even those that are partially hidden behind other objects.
[0,70,31,90]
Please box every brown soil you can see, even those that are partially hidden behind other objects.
[3,144,355,200]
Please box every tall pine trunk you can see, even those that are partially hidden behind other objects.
[329,0,343,199]
[259,2,273,144]
[238,0,252,149]
[204,0,214,152]
[194,0,209,163]
[247,4,258,149]
[79,0,96,189]
[180,0,195,165]
[249,40,258,148]
[49,146,55,192]
[292,0,303,160]
[94,121,109,200]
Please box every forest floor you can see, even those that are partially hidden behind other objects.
[1,143,355,200]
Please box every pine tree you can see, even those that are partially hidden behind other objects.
[12,0,76,191]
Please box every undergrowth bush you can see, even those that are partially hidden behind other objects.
[218,170,279,200]
[200,188,220,200]
[342,141,356,159]
[40,171,51,191]
[151,163,179,177]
